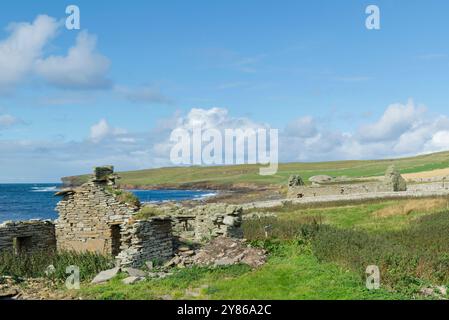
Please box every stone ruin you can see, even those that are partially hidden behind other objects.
[0,220,56,254]
[0,166,246,269]
[384,165,407,192]
[287,165,408,199]
[288,175,305,187]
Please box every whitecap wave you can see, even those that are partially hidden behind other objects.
[31,186,59,192]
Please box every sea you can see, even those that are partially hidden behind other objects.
[0,184,216,223]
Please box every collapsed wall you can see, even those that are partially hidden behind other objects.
[0,220,56,253]
[154,203,243,242]
[116,217,173,267]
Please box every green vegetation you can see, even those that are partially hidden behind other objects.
[0,250,113,281]
[134,206,164,220]
[106,187,141,208]
[64,150,449,189]
[79,242,402,300]
[75,198,449,300]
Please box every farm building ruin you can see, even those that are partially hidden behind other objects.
[0,166,243,268]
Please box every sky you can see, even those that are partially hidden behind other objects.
[1,0,449,182]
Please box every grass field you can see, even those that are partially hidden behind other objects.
[63,151,449,189]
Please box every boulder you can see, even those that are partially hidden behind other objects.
[288,175,305,187]
[309,175,333,184]
[384,165,407,192]
[123,267,146,278]
[122,276,144,285]
[91,267,120,284]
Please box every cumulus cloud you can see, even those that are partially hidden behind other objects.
[35,31,111,90]
[0,15,59,93]
[89,119,127,143]
[357,100,426,142]
[2,101,449,182]
[0,114,22,129]
[0,15,111,93]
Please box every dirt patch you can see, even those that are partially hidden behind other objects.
[403,168,449,181]
[373,198,449,218]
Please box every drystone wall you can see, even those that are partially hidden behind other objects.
[55,168,138,255]
[150,203,244,242]
[116,217,173,267]
[287,165,408,199]
[0,220,56,253]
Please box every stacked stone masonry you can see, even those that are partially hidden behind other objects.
[0,220,56,253]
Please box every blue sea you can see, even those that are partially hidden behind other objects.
[0,184,216,223]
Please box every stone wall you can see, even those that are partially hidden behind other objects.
[116,218,173,267]
[0,220,56,253]
[287,165,408,199]
[147,203,244,242]
[55,169,137,255]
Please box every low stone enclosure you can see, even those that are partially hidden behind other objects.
[0,166,244,269]
[287,165,408,199]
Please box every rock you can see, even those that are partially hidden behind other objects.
[91,267,120,284]
[437,285,447,296]
[223,216,237,226]
[124,267,146,278]
[288,175,305,187]
[384,165,407,192]
[214,258,235,266]
[420,287,434,296]
[178,246,191,252]
[145,261,154,270]
[45,265,56,276]
[309,175,333,184]
[122,276,144,285]
[0,288,18,298]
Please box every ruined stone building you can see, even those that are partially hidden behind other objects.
[0,166,244,269]
[287,165,408,199]
[55,166,174,267]
[0,220,56,254]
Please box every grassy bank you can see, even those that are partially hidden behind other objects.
[62,151,449,189]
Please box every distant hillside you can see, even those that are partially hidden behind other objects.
[61,151,449,190]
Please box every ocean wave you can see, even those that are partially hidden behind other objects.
[31,186,59,192]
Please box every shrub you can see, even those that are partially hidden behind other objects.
[134,206,163,220]
[106,187,141,208]
[311,211,449,292]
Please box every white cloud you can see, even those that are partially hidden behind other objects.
[0,15,59,93]
[285,116,318,138]
[357,100,425,142]
[0,15,111,93]
[2,101,449,182]
[89,119,127,143]
[35,31,111,90]
[0,114,21,129]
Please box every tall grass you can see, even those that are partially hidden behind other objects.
[243,210,449,293]
[0,250,113,281]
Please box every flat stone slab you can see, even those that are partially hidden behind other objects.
[123,267,146,278]
[91,267,120,284]
[122,276,144,285]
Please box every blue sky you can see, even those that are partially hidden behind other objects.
[1,0,449,182]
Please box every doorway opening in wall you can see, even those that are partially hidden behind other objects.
[110,224,121,257]
[13,236,32,254]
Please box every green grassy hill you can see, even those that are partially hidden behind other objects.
[62,151,449,189]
